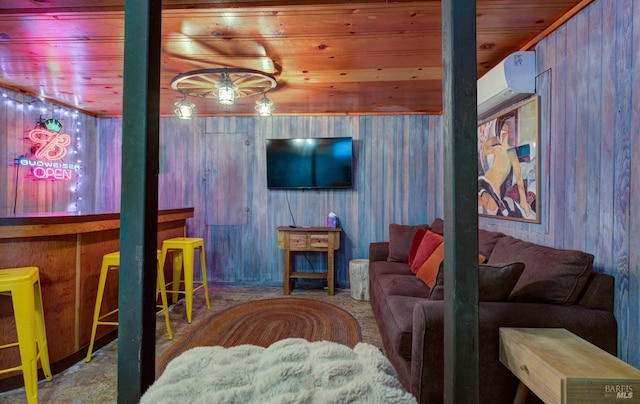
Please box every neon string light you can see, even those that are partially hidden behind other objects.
[28,128,71,160]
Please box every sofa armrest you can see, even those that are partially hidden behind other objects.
[411,301,617,404]
[410,300,445,404]
[578,272,614,311]
[369,242,389,262]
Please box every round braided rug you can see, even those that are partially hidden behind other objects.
[156,298,361,377]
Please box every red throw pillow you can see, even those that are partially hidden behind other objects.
[408,228,428,267]
[409,231,444,274]
[416,243,445,286]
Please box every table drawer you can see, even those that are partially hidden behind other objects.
[310,234,329,248]
[289,233,309,249]
[500,333,563,403]
[277,227,340,251]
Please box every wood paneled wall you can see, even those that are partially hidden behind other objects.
[0,91,97,215]
[91,115,443,287]
[1,0,637,370]
[479,0,639,367]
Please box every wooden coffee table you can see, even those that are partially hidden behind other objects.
[499,328,640,404]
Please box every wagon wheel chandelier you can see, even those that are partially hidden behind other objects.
[171,67,277,119]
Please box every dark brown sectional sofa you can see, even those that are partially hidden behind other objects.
[368,219,618,403]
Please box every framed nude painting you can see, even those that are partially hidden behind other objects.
[477,96,540,223]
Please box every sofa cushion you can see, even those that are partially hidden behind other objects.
[408,228,428,267]
[387,224,430,263]
[578,273,614,311]
[369,242,390,262]
[430,218,444,235]
[409,231,443,274]
[375,273,432,299]
[385,295,428,360]
[428,262,525,301]
[369,261,414,277]
[478,229,506,258]
[416,243,445,287]
[487,236,593,304]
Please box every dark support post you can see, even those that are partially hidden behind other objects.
[441,0,479,403]
[118,0,162,401]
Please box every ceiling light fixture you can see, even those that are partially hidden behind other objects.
[215,71,237,105]
[171,67,277,117]
[255,93,275,116]
[174,95,196,119]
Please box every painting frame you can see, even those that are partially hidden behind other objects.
[477,96,540,223]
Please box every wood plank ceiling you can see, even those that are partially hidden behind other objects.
[0,0,589,117]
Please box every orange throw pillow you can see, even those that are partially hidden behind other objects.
[418,252,489,289]
[416,243,445,287]
[410,231,444,274]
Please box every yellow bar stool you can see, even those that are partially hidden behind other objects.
[85,250,173,362]
[0,267,52,404]
[160,237,210,323]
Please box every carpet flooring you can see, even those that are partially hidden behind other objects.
[0,286,383,404]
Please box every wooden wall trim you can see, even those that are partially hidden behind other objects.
[520,0,595,51]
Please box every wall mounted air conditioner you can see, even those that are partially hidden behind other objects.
[477,51,536,117]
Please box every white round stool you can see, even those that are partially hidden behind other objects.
[349,259,370,301]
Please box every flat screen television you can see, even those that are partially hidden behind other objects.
[266,137,353,189]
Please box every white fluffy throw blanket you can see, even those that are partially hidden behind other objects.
[142,338,416,404]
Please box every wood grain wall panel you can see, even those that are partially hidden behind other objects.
[67,113,95,213]
[585,1,604,261]
[598,0,616,278]
[552,24,568,247]
[573,9,589,251]
[8,103,22,214]
[126,114,442,287]
[481,0,638,367]
[162,119,194,206]
[0,101,15,214]
[611,0,633,363]
[4,0,637,368]
[205,133,250,226]
[0,92,96,215]
[94,118,122,213]
[628,0,640,371]
[563,18,578,247]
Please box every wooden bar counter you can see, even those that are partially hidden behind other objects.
[0,207,194,390]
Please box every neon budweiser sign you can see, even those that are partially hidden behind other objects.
[18,119,80,180]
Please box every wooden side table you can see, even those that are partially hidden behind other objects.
[499,327,640,404]
[277,226,341,295]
